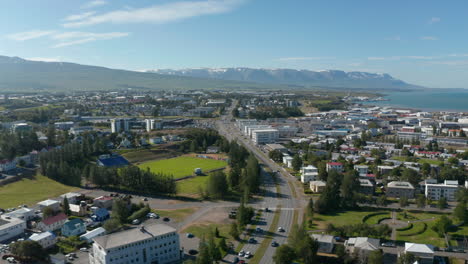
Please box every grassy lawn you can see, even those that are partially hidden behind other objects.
[397,222,445,247]
[153,208,197,222]
[176,176,209,196]
[0,175,78,209]
[182,222,234,256]
[138,156,227,179]
[313,208,389,230]
[364,212,391,225]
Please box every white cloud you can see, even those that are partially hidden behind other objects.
[428,17,441,24]
[64,11,96,21]
[385,35,401,41]
[6,30,55,41]
[25,57,62,62]
[348,62,363,67]
[277,56,335,61]
[368,55,433,61]
[81,0,107,9]
[421,36,438,41]
[427,60,468,66]
[51,31,130,48]
[64,0,244,28]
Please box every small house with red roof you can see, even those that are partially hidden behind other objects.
[37,213,68,232]
[326,162,343,172]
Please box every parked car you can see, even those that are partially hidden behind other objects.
[132,219,140,225]
[186,233,194,238]
[80,247,88,252]
[163,217,170,222]
[277,227,285,232]
[245,251,251,258]
[248,237,256,244]
[381,241,396,247]
[255,227,263,233]
[232,257,239,264]
[238,250,245,257]
[271,241,279,247]
[188,249,198,255]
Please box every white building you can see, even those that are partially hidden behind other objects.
[37,199,61,212]
[300,165,318,183]
[111,118,131,133]
[145,119,162,132]
[59,192,82,204]
[89,224,180,264]
[354,165,369,176]
[404,243,434,262]
[425,180,461,201]
[0,159,16,172]
[0,215,26,242]
[4,208,35,221]
[326,162,344,172]
[29,232,56,249]
[54,121,74,130]
[282,155,294,168]
[245,125,272,137]
[80,227,106,243]
[252,129,279,145]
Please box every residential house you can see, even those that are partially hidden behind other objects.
[59,192,83,204]
[37,213,68,232]
[92,208,110,222]
[29,232,56,249]
[359,179,375,195]
[311,234,334,253]
[404,243,435,264]
[62,219,86,237]
[354,165,369,177]
[344,237,380,254]
[37,199,61,212]
[282,155,293,168]
[301,165,319,183]
[80,227,106,243]
[0,159,16,172]
[69,203,88,217]
[93,196,113,209]
[387,181,415,199]
[309,181,326,193]
[326,162,343,172]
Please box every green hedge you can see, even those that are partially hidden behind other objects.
[377,217,391,224]
[399,223,428,237]
[362,212,388,223]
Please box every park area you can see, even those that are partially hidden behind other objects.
[0,174,78,209]
[138,155,227,179]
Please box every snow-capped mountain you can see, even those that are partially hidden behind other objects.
[148,68,422,89]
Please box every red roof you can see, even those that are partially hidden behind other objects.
[327,162,343,166]
[42,213,67,226]
[0,159,13,165]
[366,174,376,178]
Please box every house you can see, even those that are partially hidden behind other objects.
[89,224,180,264]
[80,227,106,243]
[326,162,343,172]
[359,179,375,195]
[282,155,293,168]
[387,181,415,199]
[92,208,110,222]
[4,208,35,221]
[93,196,113,209]
[62,219,86,237]
[37,199,61,212]
[311,234,334,253]
[69,203,88,217]
[344,237,380,254]
[301,165,319,183]
[354,165,369,176]
[149,137,163,144]
[404,243,434,264]
[265,144,288,154]
[37,213,68,232]
[0,215,26,242]
[309,181,326,193]
[59,192,83,204]
[29,232,56,249]
[0,159,16,172]
[206,146,220,154]
[378,165,396,175]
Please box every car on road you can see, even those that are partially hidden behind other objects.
[238,261,245,264]
[381,241,396,247]
[248,237,256,243]
[245,251,251,258]
[271,241,279,247]
[142,197,148,201]
[264,207,269,212]
[277,227,285,232]
[79,247,88,252]
[186,233,194,238]
[163,217,170,222]
[255,227,263,233]
[131,219,140,225]
[238,250,245,257]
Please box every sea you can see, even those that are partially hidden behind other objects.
[361,89,468,112]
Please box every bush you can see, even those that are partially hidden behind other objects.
[362,212,388,223]
[377,217,392,224]
[127,205,151,222]
[400,223,427,237]
[396,223,413,232]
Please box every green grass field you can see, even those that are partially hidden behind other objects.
[313,208,389,229]
[0,175,78,209]
[138,156,227,179]
[176,176,209,196]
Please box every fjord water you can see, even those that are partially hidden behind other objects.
[363,89,468,112]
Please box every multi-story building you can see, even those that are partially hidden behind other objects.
[145,119,163,132]
[300,165,319,183]
[29,232,57,249]
[111,118,132,133]
[386,181,415,199]
[0,215,26,242]
[354,165,369,176]
[251,129,279,145]
[359,179,375,195]
[425,180,461,201]
[89,224,181,264]
[326,162,343,172]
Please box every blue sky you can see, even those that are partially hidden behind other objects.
[1,0,468,88]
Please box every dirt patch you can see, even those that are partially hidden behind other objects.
[180,206,233,231]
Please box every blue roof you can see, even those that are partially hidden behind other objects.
[98,155,129,167]
[63,218,84,229]
[94,208,109,217]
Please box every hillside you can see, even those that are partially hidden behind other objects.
[0,56,284,92]
[149,68,423,90]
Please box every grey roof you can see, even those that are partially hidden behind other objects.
[387,181,415,189]
[312,234,334,243]
[93,224,176,250]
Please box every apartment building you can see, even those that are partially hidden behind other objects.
[251,129,279,145]
[425,180,462,201]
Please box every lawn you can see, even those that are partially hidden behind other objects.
[312,208,389,230]
[364,212,391,225]
[176,176,210,196]
[153,208,197,222]
[397,222,445,247]
[183,223,232,241]
[138,156,227,179]
[0,175,78,209]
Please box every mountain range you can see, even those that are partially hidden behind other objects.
[0,55,421,92]
[149,68,422,90]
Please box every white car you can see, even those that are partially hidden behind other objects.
[277,227,285,232]
[245,251,252,258]
[238,250,245,257]
[80,247,88,252]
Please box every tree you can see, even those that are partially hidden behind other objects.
[269,150,283,162]
[46,124,56,147]
[368,249,383,264]
[103,218,121,233]
[10,240,49,261]
[206,171,228,199]
[229,222,240,240]
[196,238,212,264]
[416,194,426,208]
[218,237,228,253]
[401,168,420,187]
[397,252,416,264]
[453,201,467,222]
[292,154,302,172]
[340,171,360,208]
[273,244,296,264]
[42,207,55,219]
[112,198,130,224]
[214,227,220,238]
[432,215,453,237]
[62,197,71,216]
[399,197,409,208]
[437,197,448,210]
[376,195,387,207]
